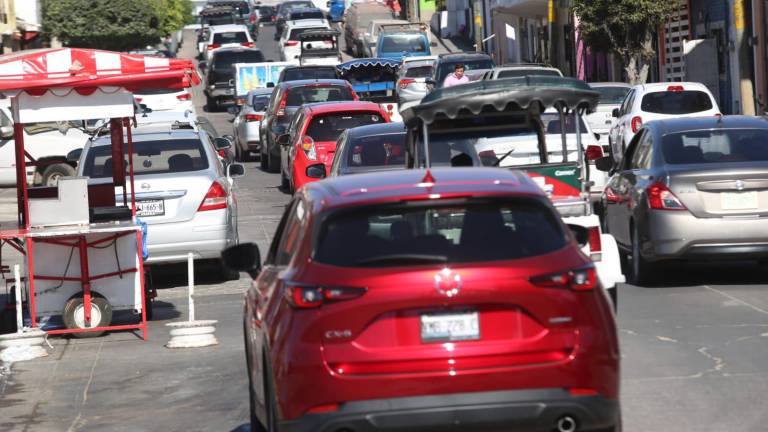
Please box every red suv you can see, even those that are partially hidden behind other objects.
[223,168,621,432]
[277,101,389,192]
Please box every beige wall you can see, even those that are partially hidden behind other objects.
[0,0,17,53]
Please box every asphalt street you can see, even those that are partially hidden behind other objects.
[1,25,768,432]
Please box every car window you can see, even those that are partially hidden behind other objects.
[540,113,588,135]
[437,59,494,83]
[331,132,347,174]
[662,128,768,165]
[251,95,270,111]
[623,130,645,170]
[496,69,561,78]
[641,90,713,114]
[347,132,406,167]
[288,110,304,136]
[631,132,653,169]
[83,138,209,178]
[0,109,12,129]
[282,68,337,81]
[287,27,327,41]
[290,10,324,20]
[285,85,354,106]
[404,65,433,78]
[306,112,386,142]
[594,86,631,104]
[266,199,296,264]
[213,50,265,68]
[620,90,634,116]
[314,199,567,267]
[275,199,306,266]
[358,12,396,30]
[213,31,248,44]
[380,34,427,53]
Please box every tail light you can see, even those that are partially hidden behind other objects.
[630,116,642,133]
[272,16,277,22]
[198,181,228,212]
[568,388,599,397]
[398,78,416,89]
[604,186,622,203]
[245,113,263,122]
[134,97,143,103]
[301,135,317,160]
[585,144,603,161]
[588,226,602,261]
[307,403,340,414]
[176,92,191,101]
[285,40,299,47]
[648,182,686,210]
[277,93,288,117]
[218,149,227,158]
[287,284,366,308]
[207,43,221,50]
[241,42,255,48]
[530,266,598,291]
[250,14,256,23]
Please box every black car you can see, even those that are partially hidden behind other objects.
[202,47,265,111]
[430,52,495,89]
[259,79,357,173]
[207,0,258,36]
[275,0,315,36]
[276,65,337,84]
[258,5,276,23]
[330,122,407,176]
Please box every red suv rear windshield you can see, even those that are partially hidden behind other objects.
[307,112,385,142]
[641,90,713,114]
[314,200,566,267]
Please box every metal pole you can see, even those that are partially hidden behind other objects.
[558,106,567,162]
[14,264,22,333]
[187,252,195,322]
[421,122,430,168]
[732,0,755,114]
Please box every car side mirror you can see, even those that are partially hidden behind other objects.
[594,133,601,141]
[611,108,619,118]
[228,106,240,115]
[228,162,245,178]
[567,224,589,248]
[0,125,13,140]
[215,137,232,150]
[595,156,614,172]
[305,163,326,179]
[222,243,262,278]
[66,148,82,164]
[277,134,291,146]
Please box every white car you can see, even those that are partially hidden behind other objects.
[133,87,194,113]
[585,82,631,146]
[232,88,273,161]
[279,19,331,63]
[608,81,720,164]
[204,24,255,62]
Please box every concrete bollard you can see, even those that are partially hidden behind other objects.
[165,253,218,349]
[0,265,48,363]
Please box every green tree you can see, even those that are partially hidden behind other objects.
[43,0,164,51]
[156,0,194,36]
[572,0,678,84]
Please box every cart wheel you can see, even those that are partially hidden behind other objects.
[63,293,113,338]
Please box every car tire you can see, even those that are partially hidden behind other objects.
[628,225,656,286]
[41,163,76,186]
[260,145,269,170]
[280,168,290,192]
[245,321,268,432]
[264,355,280,432]
[206,96,218,112]
[62,293,113,338]
[268,152,280,174]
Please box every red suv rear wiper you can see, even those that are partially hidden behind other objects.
[355,254,447,266]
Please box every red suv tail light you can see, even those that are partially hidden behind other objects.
[245,113,263,122]
[176,92,191,101]
[648,182,686,210]
[588,226,602,261]
[287,284,367,308]
[398,78,416,89]
[630,116,642,133]
[585,144,603,161]
[207,43,221,50]
[530,266,598,291]
[198,181,228,212]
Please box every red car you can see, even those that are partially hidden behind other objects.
[277,101,389,192]
[223,167,621,432]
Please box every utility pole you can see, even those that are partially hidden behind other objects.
[732,0,755,114]
[547,0,557,66]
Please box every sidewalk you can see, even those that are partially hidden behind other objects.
[432,29,476,54]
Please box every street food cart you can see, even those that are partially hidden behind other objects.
[0,48,200,338]
[336,58,402,121]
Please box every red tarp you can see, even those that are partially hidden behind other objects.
[0,48,201,92]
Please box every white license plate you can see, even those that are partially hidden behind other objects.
[420,311,479,343]
[721,191,758,210]
[137,199,165,216]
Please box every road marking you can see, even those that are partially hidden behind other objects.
[703,285,768,316]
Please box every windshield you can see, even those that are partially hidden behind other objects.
[290,10,324,20]
[593,86,630,104]
[346,133,406,167]
[281,2,313,13]
[662,129,768,165]
[213,31,248,44]
[496,69,561,78]
[405,65,433,78]
[285,85,354,106]
[540,112,588,135]
[641,90,714,114]
[314,200,566,267]
[288,27,328,40]
[213,50,265,68]
[24,120,102,135]
[282,68,337,81]
[307,112,386,142]
[250,95,270,111]
[380,34,427,53]
[204,15,236,26]
[437,59,494,83]
[83,139,209,178]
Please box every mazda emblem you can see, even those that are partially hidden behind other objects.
[434,268,462,297]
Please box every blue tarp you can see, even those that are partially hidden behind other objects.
[336,58,401,72]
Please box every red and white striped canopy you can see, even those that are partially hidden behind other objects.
[0,48,200,93]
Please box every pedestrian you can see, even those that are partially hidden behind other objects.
[442,63,469,88]
[163,34,173,52]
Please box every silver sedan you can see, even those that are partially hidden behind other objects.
[232,88,273,161]
[396,56,435,106]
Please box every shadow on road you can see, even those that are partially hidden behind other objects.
[230,424,250,432]
[640,260,767,288]
[147,262,238,290]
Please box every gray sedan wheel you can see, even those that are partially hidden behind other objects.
[629,226,656,286]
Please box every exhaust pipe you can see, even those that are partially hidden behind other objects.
[556,415,577,432]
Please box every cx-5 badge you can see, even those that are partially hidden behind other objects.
[434,268,462,297]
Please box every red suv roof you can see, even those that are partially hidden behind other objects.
[302,100,385,115]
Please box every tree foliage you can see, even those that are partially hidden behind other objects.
[43,0,193,51]
[573,0,678,82]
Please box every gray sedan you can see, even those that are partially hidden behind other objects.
[330,122,406,176]
[232,88,273,161]
[396,56,435,106]
[599,116,768,285]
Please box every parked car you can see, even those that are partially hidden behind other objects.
[132,87,193,113]
[285,6,326,24]
[343,1,395,57]
[600,116,768,286]
[483,63,563,79]
[78,124,245,276]
[396,55,435,106]
[429,52,495,89]
[276,65,337,84]
[608,82,720,164]
[224,167,620,432]
[275,0,315,36]
[206,0,259,36]
[376,29,432,61]
[360,19,409,57]
[259,79,358,173]
[232,87,273,161]
[279,19,332,63]
[329,121,407,176]
[586,82,631,147]
[277,101,389,192]
[202,47,266,111]
[203,24,255,63]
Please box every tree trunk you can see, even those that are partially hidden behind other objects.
[624,55,650,85]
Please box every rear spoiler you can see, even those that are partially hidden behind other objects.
[298,29,341,42]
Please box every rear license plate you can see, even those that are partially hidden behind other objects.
[137,199,165,216]
[721,191,758,210]
[420,311,479,343]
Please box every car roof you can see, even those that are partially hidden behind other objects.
[247,88,274,96]
[289,6,323,13]
[347,121,406,139]
[287,19,329,28]
[437,52,493,62]
[304,167,543,210]
[302,100,384,115]
[210,24,249,32]
[92,129,201,146]
[403,55,436,63]
[646,115,768,135]
[633,82,711,92]
[495,65,559,71]
[279,78,350,88]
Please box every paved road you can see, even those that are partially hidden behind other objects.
[2,24,768,432]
